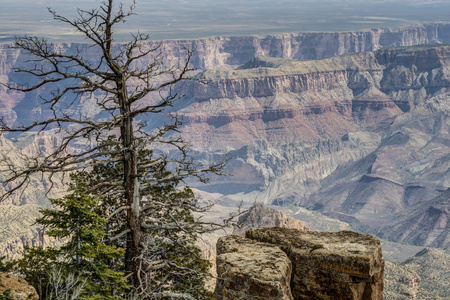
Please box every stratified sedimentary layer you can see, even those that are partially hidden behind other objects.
[1,30,449,259]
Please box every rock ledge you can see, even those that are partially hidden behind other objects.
[216,228,384,300]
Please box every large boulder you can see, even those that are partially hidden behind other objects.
[216,228,384,300]
[216,234,294,300]
[0,273,39,300]
[246,228,384,300]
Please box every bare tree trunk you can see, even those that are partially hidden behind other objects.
[117,74,142,287]
[0,0,235,297]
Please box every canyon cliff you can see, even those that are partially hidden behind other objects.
[124,23,450,70]
[175,45,449,252]
[0,25,449,272]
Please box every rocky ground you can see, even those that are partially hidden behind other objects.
[0,273,38,300]
[384,248,450,300]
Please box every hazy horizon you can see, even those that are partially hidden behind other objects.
[2,0,450,42]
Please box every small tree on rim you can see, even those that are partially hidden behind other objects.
[0,0,231,298]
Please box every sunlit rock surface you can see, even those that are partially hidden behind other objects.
[216,234,293,300]
[217,228,384,300]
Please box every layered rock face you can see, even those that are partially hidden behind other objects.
[178,45,449,250]
[182,45,449,150]
[216,228,384,300]
[142,23,450,69]
[1,26,449,261]
[0,26,448,135]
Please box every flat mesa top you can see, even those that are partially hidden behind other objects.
[246,227,382,256]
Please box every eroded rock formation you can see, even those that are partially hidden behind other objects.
[198,202,309,291]
[216,228,384,300]
[1,25,449,263]
[232,203,308,236]
[124,23,450,69]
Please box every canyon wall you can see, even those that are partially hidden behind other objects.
[1,44,448,252]
[0,26,449,257]
[2,23,450,75]
[176,45,449,250]
[169,23,450,69]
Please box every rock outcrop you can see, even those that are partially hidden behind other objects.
[216,235,293,300]
[232,203,308,236]
[216,228,384,300]
[0,273,39,300]
[197,202,310,291]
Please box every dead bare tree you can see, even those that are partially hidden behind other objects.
[0,0,232,298]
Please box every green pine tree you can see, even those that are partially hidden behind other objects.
[76,145,215,299]
[39,174,129,299]
[10,173,129,299]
